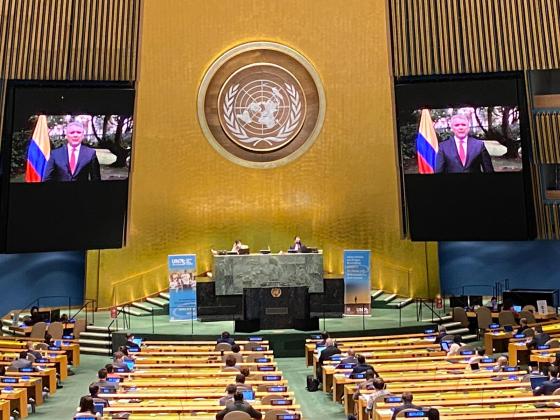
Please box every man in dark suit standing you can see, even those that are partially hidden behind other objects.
[435,114,494,173]
[43,121,101,182]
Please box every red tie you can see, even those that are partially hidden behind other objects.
[70,146,77,174]
[458,139,466,166]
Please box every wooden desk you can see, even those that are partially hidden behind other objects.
[0,377,43,405]
[8,368,57,395]
[305,333,436,366]
[0,400,9,420]
[344,379,531,416]
[0,388,28,418]
[373,395,560,420]
[331,370,526,403]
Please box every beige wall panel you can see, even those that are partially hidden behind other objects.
[87,0,439,307]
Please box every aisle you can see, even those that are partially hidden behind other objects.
[35,354,108,420]
[275,357,346,420]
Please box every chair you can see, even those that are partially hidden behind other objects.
[223,412,251,420]
[30,322,47,339]
[263,409,290,420]
[223,353,244,363]
[441,334,455,343]
[260,395,279,405]
[215,343,232,352]
[546,339,560,348]
[522,305,536,313]
[73,319,87,339]
[243,342,262,351]
[452,307,469,328]
[48,322,63,340]
[476,306,492,336]
[518,311,536,324]
[35,343,48,351]
[27,353,36,363]
[245,354,265,363]
[498,311,516,327]
[522,328,535,338]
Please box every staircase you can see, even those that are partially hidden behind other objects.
[79,326,113,356]
[419,303,477,343]
[371,289,414,310]
[118,291,170,317]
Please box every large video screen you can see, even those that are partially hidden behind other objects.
[11,114,133,182]
[0,82,135,252]
[401,106,522,174]
[395,74,535,241]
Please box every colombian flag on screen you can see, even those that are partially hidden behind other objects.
[24,115,51,182]
[416,109,438,174]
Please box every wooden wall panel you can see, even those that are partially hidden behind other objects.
[389,0,560,76]
[0,0,140,81]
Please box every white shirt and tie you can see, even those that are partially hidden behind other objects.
[454,136,467,166]
[67,143,81,174]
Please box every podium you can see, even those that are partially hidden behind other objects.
[236,286,318,331]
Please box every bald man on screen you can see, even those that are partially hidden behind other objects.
[43,121,101,182]
[435,114,494,174]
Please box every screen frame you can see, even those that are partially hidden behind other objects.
[394,72,535,241]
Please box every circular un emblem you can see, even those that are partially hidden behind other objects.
[219,64,306,152]
[271,288,282,298]
[198,42,325,168]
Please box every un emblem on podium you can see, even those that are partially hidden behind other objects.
[271,288,282,298]
[198,42,325,168]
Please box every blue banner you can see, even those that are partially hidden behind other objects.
[343,250,371,315]
[168,254,197,321]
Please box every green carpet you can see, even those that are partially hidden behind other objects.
[33,354,110,420]
[91,304,436,335]
[276,358,346,420]
[38,356,342,420]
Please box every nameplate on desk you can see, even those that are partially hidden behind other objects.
[489,323,500,329]
[513,334,525,339]
[277,415,300,420]
[107,377,122,383]
[267,386,287,392]
[48,346,61,351]
[271,399,292,405]
[249,336,263,341]
[255,358,270,363]
[128,348,140,353]
[253,347,267,351]
[263,375,281,381]
[405,411,428,418]
[19,368,34,372]
[62,335,74,339]
[257,366,275,371]
[504,366,519,372]
[265,307,289,315]
[114,368,127,373]
[100,387,116,394]
[385,396,402,403]
[480,358,494,363]
[537,345,550,350]
[35,358,49,363]
[1,378,18,383]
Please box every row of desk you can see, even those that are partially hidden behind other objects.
[91,339,304,419]
[305,321,560,420]
[0,335,78,419]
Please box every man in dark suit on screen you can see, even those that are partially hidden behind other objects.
[43,121,101,182]
[435,114,494,173]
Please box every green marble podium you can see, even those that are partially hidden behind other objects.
[213,252,324,295]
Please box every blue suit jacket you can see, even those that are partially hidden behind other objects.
[43,144,101,182]
[435,137,494,173]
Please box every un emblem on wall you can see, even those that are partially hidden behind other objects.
[198,42,325,168]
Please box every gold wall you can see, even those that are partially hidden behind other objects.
[86,0,440,308]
